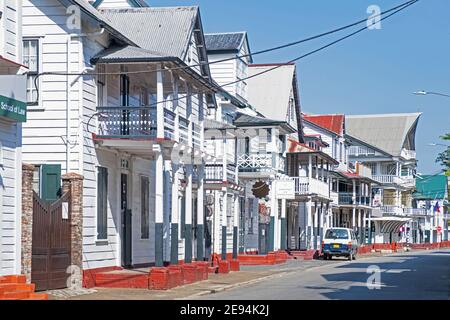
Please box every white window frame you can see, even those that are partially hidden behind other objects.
[23,37,44,111]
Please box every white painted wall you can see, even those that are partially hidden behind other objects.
[0,120,22,276]
[0,0,23,64]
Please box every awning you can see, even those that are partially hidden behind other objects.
[0,55,27,70]
[371,217,411,233]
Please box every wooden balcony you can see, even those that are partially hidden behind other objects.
[94,106,202,157]
[204,164,239,190]
[237,153,285,178]
[292,176,330,200]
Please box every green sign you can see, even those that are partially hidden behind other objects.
[0,95,26,122]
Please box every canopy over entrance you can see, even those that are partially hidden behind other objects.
[371,217,411,233]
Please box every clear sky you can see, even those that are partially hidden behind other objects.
[149,0,450,174]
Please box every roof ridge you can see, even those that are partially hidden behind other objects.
[205,31,247,35]
[346,112,422,118]
[100,6,199,13]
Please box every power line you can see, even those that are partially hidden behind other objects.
[99,0,419,109]
[222,0,419,89]
[32,0,419,105]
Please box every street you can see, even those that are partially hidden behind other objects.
[201,249,450,300]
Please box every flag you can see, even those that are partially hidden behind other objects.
[433,201,440,213]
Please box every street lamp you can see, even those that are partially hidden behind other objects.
[413,90,450,98]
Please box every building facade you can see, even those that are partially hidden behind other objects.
[0,0,27,276]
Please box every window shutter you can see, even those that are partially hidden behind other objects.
[97,167,108,240]
[41,164,61,202]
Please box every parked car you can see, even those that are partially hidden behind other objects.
[322,228,358,261]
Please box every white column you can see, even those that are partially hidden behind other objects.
[221,189,228,258]
[155,148,164,267]
[156,65,164,139]
[172,73,180,142]
[307,199,313,249]
[352,180,356,229]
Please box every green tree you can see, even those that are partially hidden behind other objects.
[436,133,450,176]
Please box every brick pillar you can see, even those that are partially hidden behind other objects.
[62,173,84,289]
[21,163,35,283]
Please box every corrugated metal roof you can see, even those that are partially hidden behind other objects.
[66,0,136,46]
[91,45,164,63]
[414,175,448,200]
[346,113,422,156]
[205,32,246,52]
[100,6,199,59]
[204,119,236,130]
[303,114,345,136]
[247,64,296,122]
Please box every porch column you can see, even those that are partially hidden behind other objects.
[156,65,164,139]
[314,201,319,250]
[307,199,313,250]
[155,150,165,267]
[170,164,180,265]
[232,194,239,259]
[319,202,324,248]
[221,190,228,260]
[221,131,228,260]
[268,181,276,252]
[184,164,193,263]
[352,180,356,230]
[280,199,287,250]
[358,209,362,244]
[196,92,205,262]
[171,73,180,142]
[196,165,205,261]
[368,209,372,244]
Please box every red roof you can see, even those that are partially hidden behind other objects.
[303,114,345,136]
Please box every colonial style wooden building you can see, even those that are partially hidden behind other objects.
[0,0,27,276]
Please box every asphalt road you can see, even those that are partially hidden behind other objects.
[202,249,450,300]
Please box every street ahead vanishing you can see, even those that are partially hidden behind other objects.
[201,250,450,300]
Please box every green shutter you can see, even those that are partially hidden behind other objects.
[41,164,61,202]
[97,167,108,240]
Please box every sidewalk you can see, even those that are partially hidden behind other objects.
[49,248,440,300]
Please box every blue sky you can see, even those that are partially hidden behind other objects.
[149,0,450,173]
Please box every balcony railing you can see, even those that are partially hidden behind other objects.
[348,146,375,157]
[401,148,416,160]
[292,177,329,198]
[372,174,415,187]
[372,175,395,184]
[336,193,371,206]
[381,205,405,216]
[237,153,285,173]
[96,106,201,148]
[205,164,236,183]
[403,208,429,216]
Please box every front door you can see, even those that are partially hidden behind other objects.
[121,174,132,268]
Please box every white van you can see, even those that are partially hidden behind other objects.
[322,228,359,261]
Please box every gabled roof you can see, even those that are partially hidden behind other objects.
[92,0,148,8]
[100,6,201,60]
[233,112,295,134]
[346,113,422,157]
[414,175,448,200]
[91,45,163,63]
[204,32,252,63]
[303,114,345,136]
[247,63,303,142]
[63,0,136,46]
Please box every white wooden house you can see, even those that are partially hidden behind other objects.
[0,0,27,276]
[346,113,422,244]
[21,0,217,279]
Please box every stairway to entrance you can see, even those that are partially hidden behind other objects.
[0,275,48,300]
